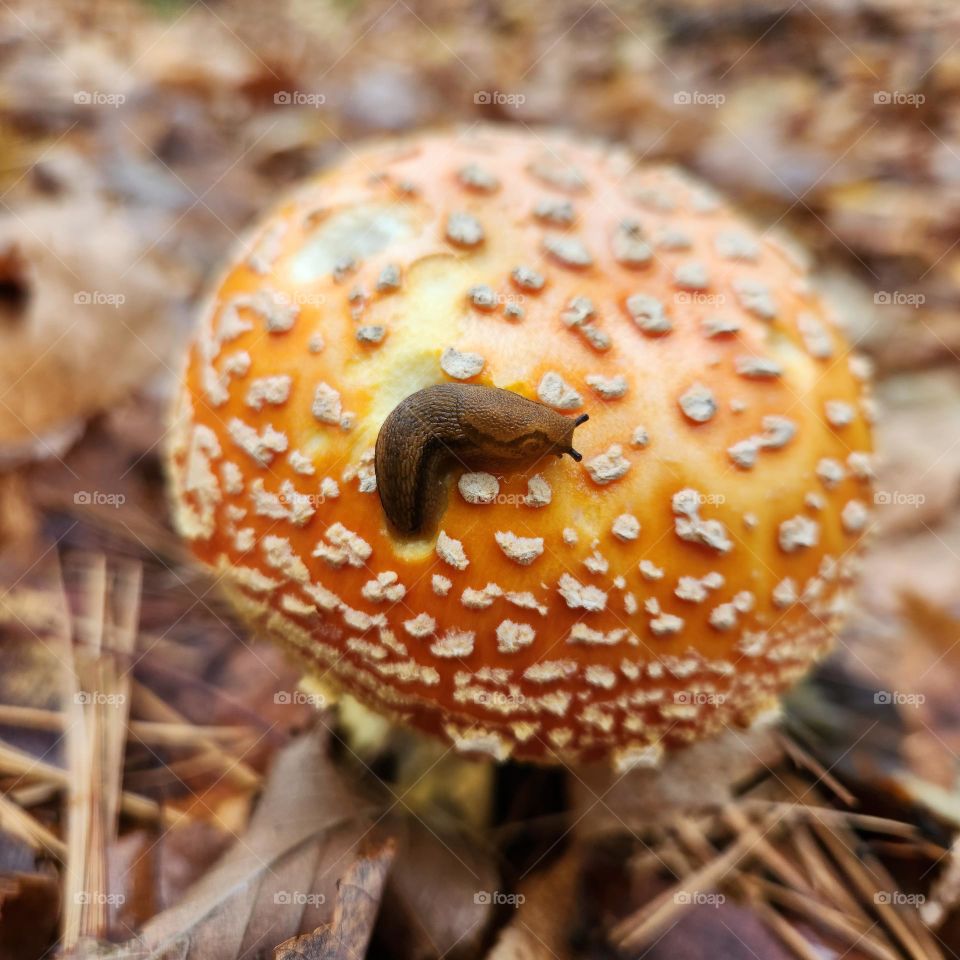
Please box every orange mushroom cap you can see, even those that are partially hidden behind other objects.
[167,126,874,770]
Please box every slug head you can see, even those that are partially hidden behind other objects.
[482,411,588,465]
[559,413,589,462]
[457,385,590,467]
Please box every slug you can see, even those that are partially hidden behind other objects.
[376,383,589,536]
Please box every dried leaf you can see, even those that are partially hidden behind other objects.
[0,869,60,960]
[124,727,379,960]
[378,814,495,959]
[486,849,581,960]
[0,828,60,957]
[104,830,156,937]
[635,901,796,960]
[274,839,395,960]
[0,201,173,461]
[571,725,782,835]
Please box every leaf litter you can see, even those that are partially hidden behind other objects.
[2,0,960,956]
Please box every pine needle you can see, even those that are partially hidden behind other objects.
[0,703,255,749]
[753,879,900,960]
[132,681,261,790]
[748,895,826,960]
[0,789,67,859]
[813,820,943,960]
[777,732,856,806]
[61,554,140,953]
[0,737,181,826]
[610,807,781,951]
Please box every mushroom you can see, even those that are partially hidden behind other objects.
[167,127,874,771]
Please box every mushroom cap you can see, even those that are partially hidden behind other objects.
[167,126,874,769]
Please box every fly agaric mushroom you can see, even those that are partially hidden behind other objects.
[168,127,874,771]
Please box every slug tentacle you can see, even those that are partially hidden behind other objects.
[375,383,589,536]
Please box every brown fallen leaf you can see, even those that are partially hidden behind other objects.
[900,592,960,663]
[153,816,237,915]
[376,812,495,959]
[0,827,60,958]
[0,200,174,464]
[113,726,380,960]
[871,371,960,539]
[638,900,798,960]
[571,725,782,835]
[274,838,395,960]
[108,830,158,940]
[485,848,582,960]
[0,473,38,558]
[0,869,61,960]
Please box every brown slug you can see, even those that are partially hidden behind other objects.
[375,383,589,536]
